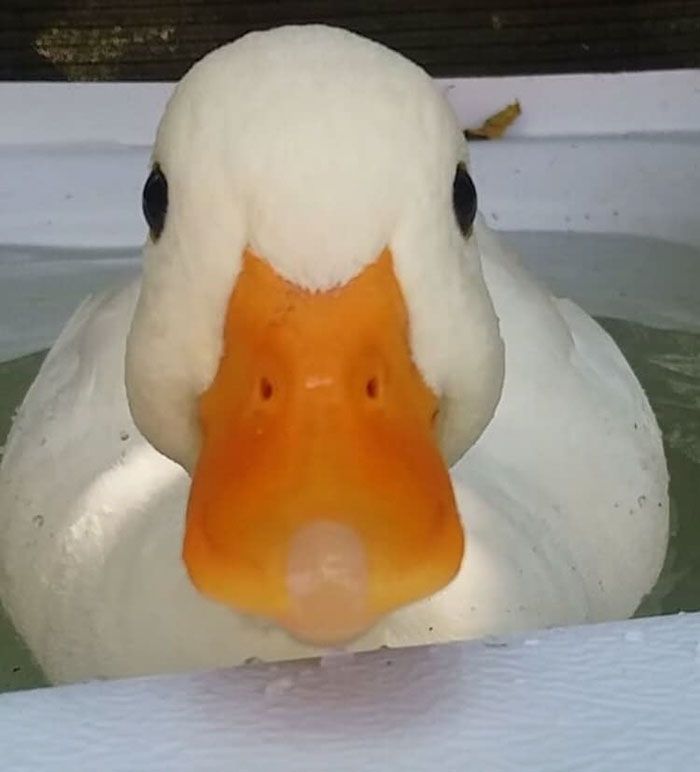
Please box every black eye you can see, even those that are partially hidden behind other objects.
[452,163,477,236]
[142,164,168,241]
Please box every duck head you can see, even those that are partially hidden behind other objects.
[125,25,505,646]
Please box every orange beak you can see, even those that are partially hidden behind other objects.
[183,248,464,645]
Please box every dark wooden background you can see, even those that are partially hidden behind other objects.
[2,0,699,81]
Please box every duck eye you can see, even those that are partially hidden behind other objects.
[142,164,168,241]
[452,162,477,236]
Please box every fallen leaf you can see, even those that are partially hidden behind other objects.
[465,101,521,140]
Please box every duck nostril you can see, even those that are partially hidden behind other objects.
[365,377,380,400]
[260,377,274,401]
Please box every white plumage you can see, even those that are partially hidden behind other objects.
[0,26,668,683]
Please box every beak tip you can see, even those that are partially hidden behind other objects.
[282,519,375,645]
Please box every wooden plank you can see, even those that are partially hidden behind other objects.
[1,0,699,80]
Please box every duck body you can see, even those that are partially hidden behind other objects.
[0,220,668,683]
[0,26,669,683]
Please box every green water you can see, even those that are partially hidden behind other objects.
[0,351,49,691]
[0,320,698,692]
[601,319,700,617]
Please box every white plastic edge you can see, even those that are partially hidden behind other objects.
[0,612,698,771]
[0,70,699,146]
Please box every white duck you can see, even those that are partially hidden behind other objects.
[0,26,669,684]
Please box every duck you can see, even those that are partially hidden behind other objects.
[0,25,669,685]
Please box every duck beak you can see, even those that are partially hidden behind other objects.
[183,248,463,646]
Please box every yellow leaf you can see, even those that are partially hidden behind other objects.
[465,101,521,140]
